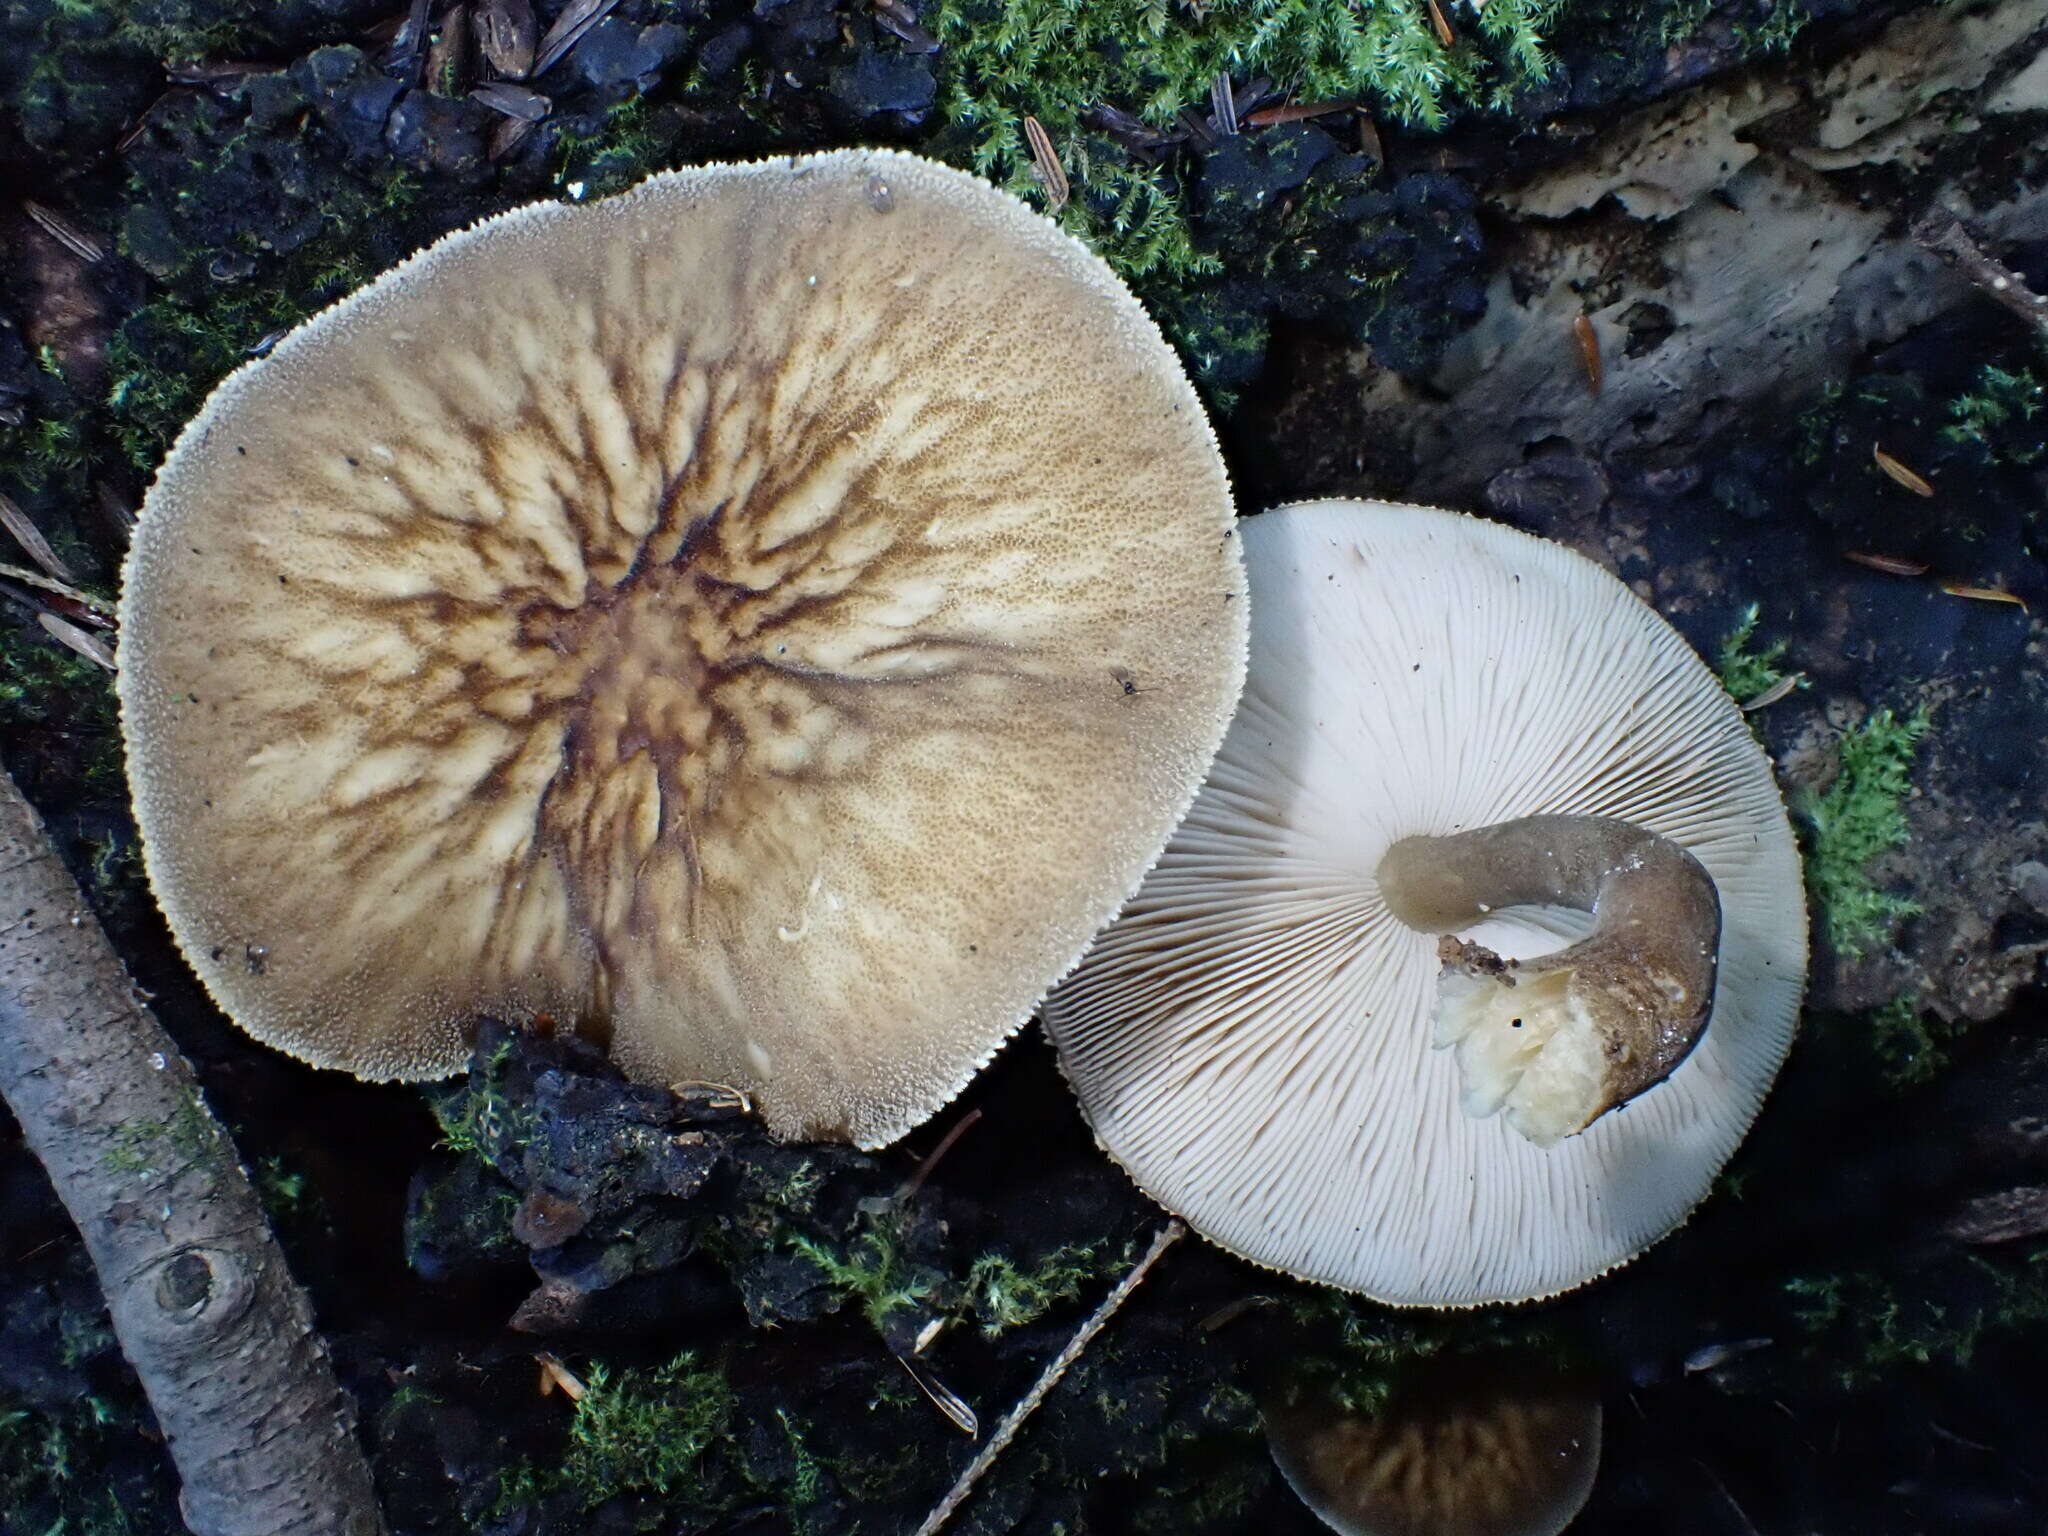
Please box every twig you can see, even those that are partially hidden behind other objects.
[1913,208,2048,350]
[0,491,79,585]
[1022,116,1069,214]
[0,560,113,618]
[0,766,387,1536]
[910,1219,1185,1536]
[37,613,115,671]
[894,1106,982,1203]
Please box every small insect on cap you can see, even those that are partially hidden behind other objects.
[118,149,1247,1148]
[1046,500,1805,1303]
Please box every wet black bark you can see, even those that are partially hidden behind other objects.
[0,765,386,1536]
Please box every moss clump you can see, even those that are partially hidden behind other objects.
[1783,1254,2048,1390]
[1942,364,2046,467]
[551,96,689,200]
[106,233,404,477]
[1733,0,1811,54]
[481,1352,736,1523]
[1861,992,1969,1088]
[929,0,1571,280]
[1798,707,1931,958]
[1715,602,1801,703]
[97,1091,217,1180]
[1281,1293,1561,1418]
[786,1208,943,1334]
[0,1391,168,1536]
[0,0,264,158]
[560,1353,734,1506]
[425,1037,535,1170]
[0,620,113,721]
[965,1241,1106,1336]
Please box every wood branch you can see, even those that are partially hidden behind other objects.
[1911,206,2048,350]
[0,765,387,1536]
[912,1220,1186,1536]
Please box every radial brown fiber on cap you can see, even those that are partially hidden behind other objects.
[117,150,1247,1147]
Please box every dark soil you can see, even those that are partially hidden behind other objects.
[3,1,2047,1534]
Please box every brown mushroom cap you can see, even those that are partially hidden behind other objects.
[117,150,1247,1147]
[1265,1354,1602,1536]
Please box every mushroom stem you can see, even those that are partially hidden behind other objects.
[1375,816,1721,1147]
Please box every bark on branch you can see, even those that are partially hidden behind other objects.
[1912,207,2048,351]
[0,764,386,1536]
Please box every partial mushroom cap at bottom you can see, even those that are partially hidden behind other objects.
[1264,1354,1602,1536]
[1044,499,1806,1304]
[118,150,1247,1149]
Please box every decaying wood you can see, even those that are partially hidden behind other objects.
[1353,0,2048,504]
[0,767,386,1536]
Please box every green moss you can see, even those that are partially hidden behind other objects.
[1733,0,1811,54]
[253,1151,313,1224]
[553,97,685,199]
[965,1242,1105,1336]
[1942,364,2046,466]
[56,1310,114,1371]
[383,1379,441,1416]
[0,624,114,733]
[427,1037,535,1169]
[825,1431,921,1503]
[4,1,266,156]
[762,1156,827,1216]
[1784,1254,2048,1389]
[1790,378,1848,469]
[1798,707,1931,958]
[1129,1444,1266,1534]
[482,1352,737,1520]
[1715,602,1802,704]
[99,1091,216,1179]
[106,233,397,475]
[786,1209,942,1334]
[1282,1293,1560,1417]
[12,415,92,488]
[1654,0,1716,46]
[478,1458,549,1528]
[928,0,1570,280]
[776,1410,824,1505]
[744,1407,836,1534]
[561,1353,734,1506]
[0,1391,166,1535]
[85,831,143,901]
[1862,992,1968,1088]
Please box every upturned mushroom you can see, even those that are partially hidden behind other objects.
[117,150,1247,1148]
[1044,499,1806,1304]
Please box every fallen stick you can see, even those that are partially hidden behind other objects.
[0,765,387,1536]
[1913,206,2048,350]
[911,1218,1186,1536]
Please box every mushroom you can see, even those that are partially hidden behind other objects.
[117,149,1247,1148]
[1043,499,1805,1304]
[1264,1352,1602,1536]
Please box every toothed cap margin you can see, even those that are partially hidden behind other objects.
[118,150,1248,1148]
